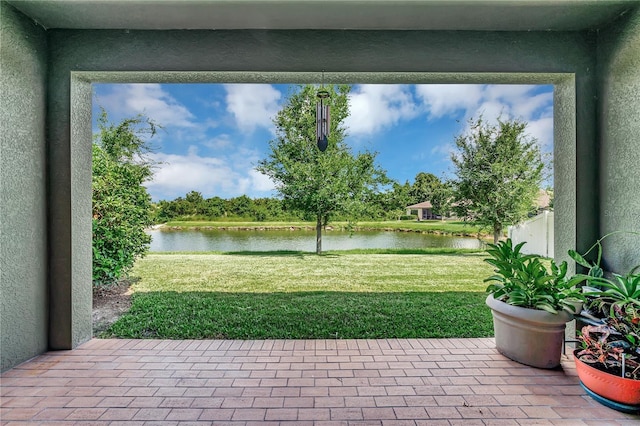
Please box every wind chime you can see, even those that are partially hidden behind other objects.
[316,74,330,152]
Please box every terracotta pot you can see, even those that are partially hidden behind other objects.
[573,349,640,406]
[486,294,572,368]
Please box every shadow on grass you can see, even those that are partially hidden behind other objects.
[102,291,493,340]
[152,248,485,257]
[324,248,485,256]
[222,250,327,258]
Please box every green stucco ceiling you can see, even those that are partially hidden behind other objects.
[7,0,638,31]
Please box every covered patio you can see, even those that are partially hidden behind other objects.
[3,338,638,424]
[2,0,640,423]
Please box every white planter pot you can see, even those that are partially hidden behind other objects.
[486,294,572,369]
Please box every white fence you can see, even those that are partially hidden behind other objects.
[508,210,554,258]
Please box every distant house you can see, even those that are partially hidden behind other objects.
[407,190,550,222]
[535,189,553,212]
[406,201,440,221]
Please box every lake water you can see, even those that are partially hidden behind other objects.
[147,229,484,252]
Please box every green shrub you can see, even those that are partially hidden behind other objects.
[92,110,156,286]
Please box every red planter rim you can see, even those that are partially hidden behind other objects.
[573,349,640,407]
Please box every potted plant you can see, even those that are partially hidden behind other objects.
[567,232,640,411]
[484,239,584,369]
[569,250,640,408]
[573,303,640,410]
[568,234,640,320]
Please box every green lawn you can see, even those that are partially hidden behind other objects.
[162,219,486,237]
[103,252,495,339]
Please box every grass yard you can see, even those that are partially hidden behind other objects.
[103,252,495,339]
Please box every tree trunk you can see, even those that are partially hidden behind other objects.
[493,224,502,244]
[316,215,322,255]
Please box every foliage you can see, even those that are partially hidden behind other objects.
[577,305,640,380]
[92,110,156,286]
[585,274,640,318]
[484,239,584,314]
[409,172,441,204]
[385,181,414,220]
[573,232,640,380]
[451,116,544,243]
[568,231,640,317]
[430,180,454,219]
[150,172,456,223]
[102,252,494,339]
[153,193,297,223]
[568,235,608,280]
[257,84,389,254]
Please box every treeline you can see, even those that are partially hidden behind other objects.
[152,172,445,223]
[152,192,301,222]
[152,191,408,223]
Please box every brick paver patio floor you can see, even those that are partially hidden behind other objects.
[1,338,639,425]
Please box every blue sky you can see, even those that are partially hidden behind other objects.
[92,83,553,202]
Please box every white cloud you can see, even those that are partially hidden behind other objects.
[249,169,276,192]
[470,100,510,125]
[416,84,552,126]
[511,92,553,120]
[146,149,274,200]
[203,134,233,150]
[483,84,538,103]
[430,143,455,158]
[470,89,554,150]
[224,84,281,133]
[96,84,196,128]
[526,116,554,150]
[346,85,419,136]
[415,84,553,152]
[415,84,484,119]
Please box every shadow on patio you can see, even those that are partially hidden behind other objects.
[1,338,638,424]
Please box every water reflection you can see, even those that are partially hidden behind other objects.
[147,229,483,252]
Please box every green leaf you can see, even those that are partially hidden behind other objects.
[568,249,592,268]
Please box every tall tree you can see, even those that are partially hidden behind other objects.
[184,190,206,215]
[451,116,544,243]
[430,180,454,220]
[204,196,227,219]
[388,181,413,220]
[92,110,157,285]
[228,195,253,217]
[410,172,441,204]
[257,84,388,254]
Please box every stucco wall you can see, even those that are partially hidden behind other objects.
[0,3,48,371]
[597,7,640,274]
